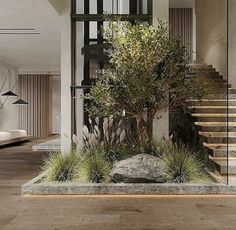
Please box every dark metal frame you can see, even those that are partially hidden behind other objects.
[226,0,229,185]
[71,0,153,135]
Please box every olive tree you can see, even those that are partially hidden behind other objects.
[86,20,214,144]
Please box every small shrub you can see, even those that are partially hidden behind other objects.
[77,147,111,183]
[42,151,78,182]
[162,144,204,183]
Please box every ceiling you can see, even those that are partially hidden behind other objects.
[0,0,61,73]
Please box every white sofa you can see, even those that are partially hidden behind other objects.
[0,130,31,147]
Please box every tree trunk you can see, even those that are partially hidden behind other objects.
[136,116,150,146]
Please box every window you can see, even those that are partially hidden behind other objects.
[71,0,152,135]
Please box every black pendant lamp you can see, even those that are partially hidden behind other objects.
[1,90,18,97]
[12,99,28,105]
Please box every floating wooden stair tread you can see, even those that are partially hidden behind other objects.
[190,65,236,176]
[209,158,236,175]
[210,158,236,166]
[210,157,236,161]
[192,114,236,117]
[190,99,236,102]
[203,143,236,148]
[195,122,236,126]
[199,132,236,137]
[191,106,236,109]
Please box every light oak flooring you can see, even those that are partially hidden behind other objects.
[1,140,236,230]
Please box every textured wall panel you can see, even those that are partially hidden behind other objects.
[170,8,193,60]
[18,75,51,138]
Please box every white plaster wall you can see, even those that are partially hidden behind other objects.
[153,0,169,23]
[51,75,61,134]
[152,0,170,141]
[0,62,19,131]
[196,0,227,78]
[48,0,61,15]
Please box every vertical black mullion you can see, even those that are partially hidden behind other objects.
[84,0,90,126]
[71,0,76,136]
[226,0,229,185]
[138,0,143,14]
[148,0,153,24]
[97,0,103,69]
[84,0,90,85]
[130,0,138,14]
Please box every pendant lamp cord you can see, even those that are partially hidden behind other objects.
[0,79,18,111]
[0,68,11,95]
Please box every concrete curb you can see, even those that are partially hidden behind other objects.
[21,174,236,195]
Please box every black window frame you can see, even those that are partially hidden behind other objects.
[71,0,153,135]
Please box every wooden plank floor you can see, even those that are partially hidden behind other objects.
[1,140,236,229]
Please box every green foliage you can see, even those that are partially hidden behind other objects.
[74,115,137,165]
[77,147,111,183]
[170,104,199,145]
[162,144,205,183]
[106,141,137,163]
[141,140,173,157]
[86,20,213,144]
[86,20,189,144]
[42,151,78,182]
[169,67,217,158]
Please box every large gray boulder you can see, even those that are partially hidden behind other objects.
[109,154,167,183]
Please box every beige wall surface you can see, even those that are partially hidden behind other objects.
[0,62,19,131]
[18,75,51,138]
[196,0,227,78]
[229,0,236,87]
[52,75,61,135]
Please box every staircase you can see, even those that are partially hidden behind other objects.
[190,65,236,177]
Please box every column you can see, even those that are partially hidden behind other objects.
[61,0,72,152]
[152,0,170,141]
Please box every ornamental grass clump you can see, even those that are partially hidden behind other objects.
[162,144,204,183]
[82,116,127,150]
[76,147,111,183]
[42,151,79,182]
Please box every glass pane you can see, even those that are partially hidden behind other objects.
[76,0,150,15]
[76,0,84,14]
[118,0,129,14]
[103,0,113,14]
[90,22,97,39]
[89,0,97,14]
[142,0,148,14]
[193,0,229,185]
[169,2,229,185]
[75,22,84,86]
